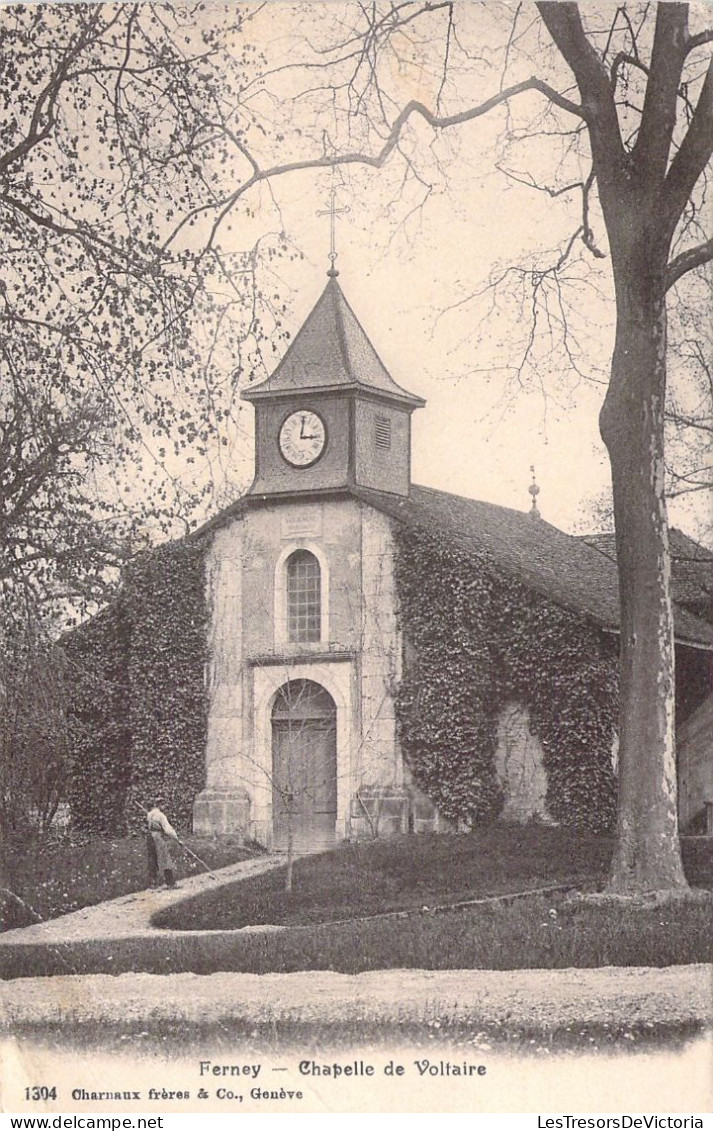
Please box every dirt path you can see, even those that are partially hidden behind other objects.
[0,859,579,947]
[1,966,711,1033]
[0,854,287,946]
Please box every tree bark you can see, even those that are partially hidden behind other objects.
[536,2,711,894]
[599,245,687,892]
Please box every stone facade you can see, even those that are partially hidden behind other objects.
[494,703,550,823]
[192,497,416,846]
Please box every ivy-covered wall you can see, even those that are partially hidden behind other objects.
[62,505,708,841]
[64,603,132,835]
[124,539,209,831]
[392,524,619,832]
[64,538,209,834]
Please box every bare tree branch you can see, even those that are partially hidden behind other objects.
[165,76,585,249]
[667,236,713,289]
[662,57,713,233]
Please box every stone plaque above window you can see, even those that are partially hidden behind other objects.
[281,508,323,539]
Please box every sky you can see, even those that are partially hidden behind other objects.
[7,0,709,546]
[185,0,710,543]
[231,166,615,535]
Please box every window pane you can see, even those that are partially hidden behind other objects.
[287,550,321,642]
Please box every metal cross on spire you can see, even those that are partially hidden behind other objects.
[528,465,541,519]
[317,182,350,278]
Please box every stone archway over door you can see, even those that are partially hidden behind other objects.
[271,680,337,852]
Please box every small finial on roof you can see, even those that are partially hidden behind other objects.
[317,175,350,278]
[528,465,541,519]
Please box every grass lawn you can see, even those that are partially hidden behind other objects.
[0,828,710,979]
[2,888,711,979]
[153,826,713,929]
[0,834,255,931]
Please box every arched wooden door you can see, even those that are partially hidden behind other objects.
[271,679,337,852]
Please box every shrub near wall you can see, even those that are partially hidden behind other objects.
[124,539,209,831]
[393,525,618,832]
[66,538,209,835]
[64,604,132,835]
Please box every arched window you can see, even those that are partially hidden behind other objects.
[286,549,321,643]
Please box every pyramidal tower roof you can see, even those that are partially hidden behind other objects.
[241,276,425,408]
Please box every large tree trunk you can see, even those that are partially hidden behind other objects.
[599,254,687,894]
[528,1,713,893]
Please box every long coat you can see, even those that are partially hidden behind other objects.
[146,807,178,872]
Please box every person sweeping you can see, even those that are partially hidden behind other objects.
[146,801,179,888]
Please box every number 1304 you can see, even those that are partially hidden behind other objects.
[25,1086,57,1100]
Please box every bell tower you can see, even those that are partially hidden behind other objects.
[241,273,425,498]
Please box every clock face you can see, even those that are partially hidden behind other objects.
[278,410,327,468]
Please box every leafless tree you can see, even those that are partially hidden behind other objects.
[665,268,713,511]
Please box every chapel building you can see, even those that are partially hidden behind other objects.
[185,270,713,850]
[192,272,428,849]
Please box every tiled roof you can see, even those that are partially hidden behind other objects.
[194,478,713,649]
[582,529,713,623]
[354,484,713,649]
[240,277,424,407]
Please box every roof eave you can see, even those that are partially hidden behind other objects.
[240,383,425,409]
